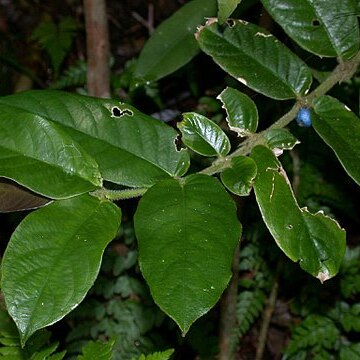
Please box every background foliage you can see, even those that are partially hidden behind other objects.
[0,0,360,359]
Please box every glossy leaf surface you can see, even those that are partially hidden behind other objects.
[134,174,241,334]
[196,19,312,99]
[179,112,231,156]
[251,145,346,281]
[313,96,360,186]
[220,156,257,196]
[133,0,217,85]
[263,128,299,155]
[0,90,189,187]
[0,112,101,199]
[218,87,258,136]
[218,0,242,24]
[0,179,50,212]
[261,0,359,59]
[1,194,121,344]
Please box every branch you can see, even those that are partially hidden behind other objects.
[83,0,111,98]
[200,50,360,176]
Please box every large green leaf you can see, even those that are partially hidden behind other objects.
[263,128,299,155]
[133,0,217,85]
[1,194,121,345]
[218,87,258,136]
[178,112,231,156]
[313,96,360,186]
[251,145,346,281]
[0,179,50,212]
[0,112,101,199]
[261,0,359,59]
[196,19,312,99]
[134,174,241,334]
[218,0,242,24]
[0,90,189,187]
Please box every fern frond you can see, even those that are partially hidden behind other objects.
[236,289,266,338]
[50,60,87,90]
[283,315,339,359]
[340,247,360,298]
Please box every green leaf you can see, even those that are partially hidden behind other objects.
[284,315,339,357]
[263,128,300,155]
[32,17,78,76]
[0,179,50,212]
[340,343,360,360]
[77,339,115,360]
[178,112,231,156]
[133,0,217,85]
[251,145,346,281]
[220,156,257,195]
[313,95,360,186]
[261,0,359,59]
[1,194,121,345]
[196,19,312,99]
[0,90,189,187]
[218,87,258,136]
[218,0,242,24]
[0,112,101,199]
[134,174,241,334]
[136,349,174,360]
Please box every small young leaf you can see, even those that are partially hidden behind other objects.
[218,87,258,136]
[196,19,312,99]
[218,0,242,24]
[251,145,346,281]
[133,0,217,85]
[134,174,241,335]
[1,194,121,345]
[220,156,257,196]
[313,95,360,186]
[179,112,231,156]
[0,90,190,188]
[263,128,300,155]
[0,112,102,199]
[261,0,359,59]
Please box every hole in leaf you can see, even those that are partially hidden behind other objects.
[227,19,236,28]
[312,19,321,27]
[111,106,133,117]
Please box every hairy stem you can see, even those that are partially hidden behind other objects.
[91,187,148,201]
[200,50,360,176]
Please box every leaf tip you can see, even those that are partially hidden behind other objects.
[316,269,330,284]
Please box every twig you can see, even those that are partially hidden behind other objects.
[255,276,279,360]
[218,242,240,360]
[83,0,111,98]
[132,4,155,35]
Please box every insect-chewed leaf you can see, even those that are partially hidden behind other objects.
[218,87,258,136]
[261,0,359,59]
[0,90,190,188]
[196,19,312,99]
[251,145,346,282]
[263,128,300,155]
[313,96,360,186]
[217,0,242,24]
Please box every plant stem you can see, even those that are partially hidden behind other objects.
[218,242,240,360]
[200,50,360,176]
[91,187,148,201]
[83,0,111,98]
[255,277,279,360]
